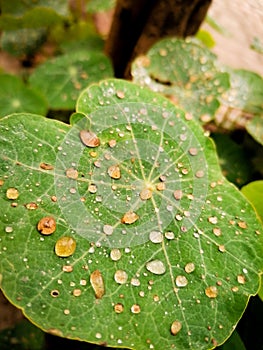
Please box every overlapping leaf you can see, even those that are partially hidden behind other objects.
[0,79,262,350]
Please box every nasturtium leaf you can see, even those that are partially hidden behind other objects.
[216,330,246,350]
[0,80,263,350]
[246,116,263,146]
[0,74,48,117]
[29,51,113,110]
[211,133,253,187]
[131,37,230,123]
[215,70,263,130]
[241,181,263,224]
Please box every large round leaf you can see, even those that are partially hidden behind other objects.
[131,38,230,123]
[29,51,113,110]
[0,80,262,350]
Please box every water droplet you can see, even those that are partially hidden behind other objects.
[90,270,105,299]
[195,170,204,178]
[175,275,188,287]
[213,228,221,236]
[5,226,13,233]
[208,216,218,224]
[156,182,165,191]
[173,190,183,200]
[131,304,141,314]
[184,262,195,274]
[140,188,152,200]
[205,286,218,298]
[6,187,19,199]
[50,290,59,297]
[121,211,139,224]
[146,260,166,275]
[114,303,124,313]
[110,248,122,261]
[66,168,78,179]
[114,270,128,284]
[80,130,100,148]
[25,202,38,210]
[37,216,56,235]
[237,274,246,284]
[88,184,97,193]
[165,231,175,240]
[218,245,225,252]
[62,265,73,272]
[171,320,182,336]
[149,230,163,243]
[108,139,117,148]
[238,221,247,229]
[103,224,113,235]
[188,148,198,156]
[131,278,140,286]
[40,162,54,170]
[55,236,76,257]
[108,165,121,179]
[116,90,125,99]
[72,289,81,297]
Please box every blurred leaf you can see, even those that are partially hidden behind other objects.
[29,51,113,110]
[211,133,253,187]
[241,180,263,223]
[0,79,263,350]
[196,29,215,48]
[216,330,246,350]
[0,319,45,350]
[0,28,47,57]
[131,37,230,123]
[250,37,263,54]
[246,116,263,146]
[205,16,229,36]
[0,74,48,117]
[86,0,116,13]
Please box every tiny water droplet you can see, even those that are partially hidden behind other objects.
[171,320,182,336]
[121,211,139,224]
[108,165,121,179]
[25,202,38,210]
[205,286,218,298]
[114,303,124,313]
[90,270,105,299]
[55,236,76,257]
[175,275,188,287]
[114,270,128,284]
[6,187,19,200]
[37,216,56,235]
[62,265,73,272]
[80,130,100,148]
[146,260,166,275]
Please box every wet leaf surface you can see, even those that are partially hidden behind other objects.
[0,79,263,350]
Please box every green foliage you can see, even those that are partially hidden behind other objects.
[86,0,116,13]
[0,79,263,350]
[0,74,48,117]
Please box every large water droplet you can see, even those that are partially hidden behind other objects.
[55,236,76,257]
[146,260,166,275]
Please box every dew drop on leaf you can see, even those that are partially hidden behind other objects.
[165,231,175,240]
[114,303,124,313]
[173,190,183,200]
[25,202,38,210]
[90,270,105,299]
[79,130,100,148]
[40,162,54,170]
[37,216,56,235]
[205,286,218,298]
[146,260,166,275]
[66,168,78,179]
[175,275,188,287]
[114,270,128,284]
[88,184,97,194]
[55,236,76,257]
[237,274,246,284]
[184,262,195,274]
[121,211,139,224]
[107,165,121,179]
[108,139,117,148]
[156,182,165,191]
[131,304,141,314]
[149,230,163,243]
[103,224,113,236]
[170,320,182,336]
[110,248,122,261]
[140,188,153,200]
[62,265,73,273]
[6,187,19,200]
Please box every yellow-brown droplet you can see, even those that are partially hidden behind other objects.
[140,188,152,200]
[80,130,100,148]
[121,211,139,224]
[25,202,38,210]
[37,216,56,235]
[205,286,218,298]
[114,303,124,313]
[90,270,105,299]
[171,320,182,336]
[40,162,54,170]
[156,182,165,191]
[66,168,78,179]
[237,274,246,284]
[6,187,19,200]
[55,236,76,257]
[108,165,121,179]
[184,262,195,274]
[131,304,141,314]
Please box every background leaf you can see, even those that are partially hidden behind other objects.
[246,116,263,146]
[29,51,113,110]
[131,37,230,123]
[0,80,263,350]
[0,74,48,117]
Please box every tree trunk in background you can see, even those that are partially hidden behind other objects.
[105,0,212,79]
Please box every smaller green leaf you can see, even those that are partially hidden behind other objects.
[29,51,113,110]
[131,37,230,123]
[216,330,246,350]
[250,37,263,54]
[212,133,253,187]
[241,180,263,222]
[0,74,48,117]
[246,116,263,146]
[196,29,215,48]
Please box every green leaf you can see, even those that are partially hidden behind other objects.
[216,330,246,350]
[246,116,263,146]
[241,180,263,223]
[0,80,263,350]
[211,133,253,187]
[29,51,113,110]
[131,37,230,123]
[0,319,45,350]
[0,74,48,117]
[0,28,47,57]
[86,0,116,13]
[196,29,215,48]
